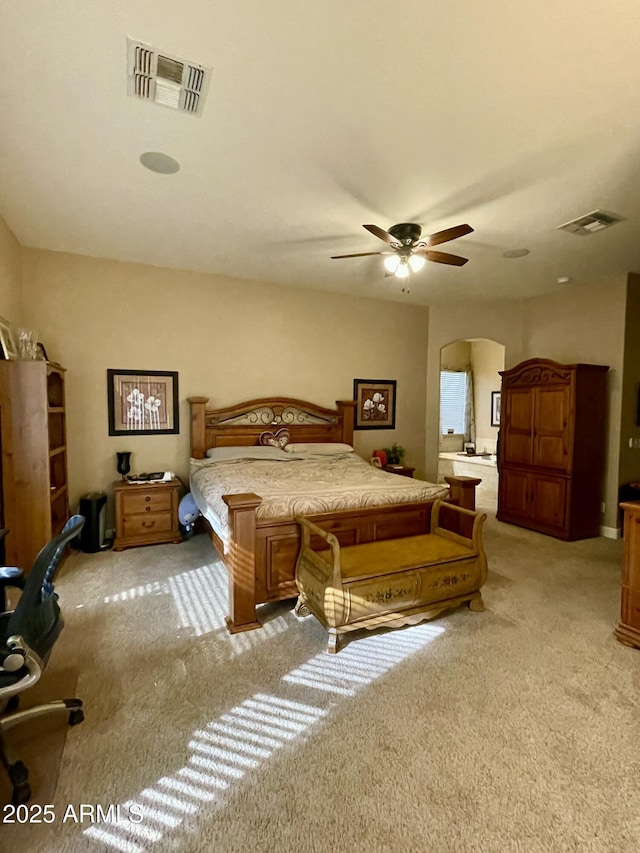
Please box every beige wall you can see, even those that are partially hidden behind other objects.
[471,339,505,451]
[0,215,23,325]
[21,249,430,511]
[440,340,470,371]
[427,281,627,531]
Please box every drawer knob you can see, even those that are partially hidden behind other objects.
[142,520,155,528]
[145,496,151,502]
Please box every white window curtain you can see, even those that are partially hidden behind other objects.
[464,368,475,444]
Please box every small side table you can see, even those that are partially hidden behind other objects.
[383,465,415,478]
[113,479,182,551]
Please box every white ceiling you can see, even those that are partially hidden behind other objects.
[2,1,640,305]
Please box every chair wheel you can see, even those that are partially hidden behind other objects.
[69,709,84,726]
[12,781,31,805]
[8,760,28,787]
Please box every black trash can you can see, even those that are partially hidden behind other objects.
[78,492,108,552]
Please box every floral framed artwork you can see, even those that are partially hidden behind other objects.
[0,316,18,360]
[491,391,501,427]
[107,369,179,436]
[353,378,397,430]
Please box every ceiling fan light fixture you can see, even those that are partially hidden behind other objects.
[395,261,410,279]
[331,222,472,271]
[383,255,400,273]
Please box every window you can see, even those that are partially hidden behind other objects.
[440,370,468,434]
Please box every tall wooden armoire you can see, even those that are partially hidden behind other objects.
[497,358,608,540]
[0,360,69,570]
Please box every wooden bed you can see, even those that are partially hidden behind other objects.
[189,395,479,634]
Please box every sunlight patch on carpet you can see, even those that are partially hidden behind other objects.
[83,622,441,851]
[283,623,444,695]
[104,580,171,604]
[103,560,290,650]
[168,562,290,648]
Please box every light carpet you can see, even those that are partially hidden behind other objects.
[3,505,639,853]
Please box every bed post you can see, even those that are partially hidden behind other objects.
[445,475,481,511]
[337,400,356,446]
[223,493,263,632]
[188,397,209,459]
[444,475,481,537]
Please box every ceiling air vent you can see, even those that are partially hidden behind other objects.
[127,38,211,116]
[557,209,623,235]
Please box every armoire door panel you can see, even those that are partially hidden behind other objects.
[508,389,534,431]
[503,389,533,465]
[534,434,568,470]
[530,475,567,529]
[499,469,530,519]
[533,386,571,470]
[535,387,569,432]
[503,434,533,466]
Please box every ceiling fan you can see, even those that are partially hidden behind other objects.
[331,222,474,278]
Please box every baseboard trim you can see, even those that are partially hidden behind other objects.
[600,525,621,540]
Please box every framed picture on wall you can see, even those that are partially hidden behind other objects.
[491,391,501,427]
[353,378,397,430]
[107,369,179,435]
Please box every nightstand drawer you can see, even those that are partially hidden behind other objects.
[123,511,173,538]
[122,489,173,515]
[113,478,182,551]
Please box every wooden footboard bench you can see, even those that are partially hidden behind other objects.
[294,500,488,653]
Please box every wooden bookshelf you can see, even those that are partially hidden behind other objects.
[0,361,69,571]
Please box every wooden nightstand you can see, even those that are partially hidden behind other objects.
[383,465,415,478]
[113,479,182,551]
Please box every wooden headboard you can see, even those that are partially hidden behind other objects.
[188,396,356,459]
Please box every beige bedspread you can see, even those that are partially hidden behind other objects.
[189,451,448,551]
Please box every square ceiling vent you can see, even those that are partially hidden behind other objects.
[127,37,211,116]
[557,209,623,235]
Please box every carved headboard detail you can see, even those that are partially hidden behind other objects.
[188,396,356,459]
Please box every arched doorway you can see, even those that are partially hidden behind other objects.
[437,338,505,513]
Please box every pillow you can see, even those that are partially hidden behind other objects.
[284,442,354,455]
[258,428,291,449]
[204,445,290,461]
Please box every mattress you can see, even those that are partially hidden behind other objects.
[189,449,448,553]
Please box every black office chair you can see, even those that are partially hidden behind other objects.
[0,515,85,804]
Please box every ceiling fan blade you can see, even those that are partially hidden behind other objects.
[423,224,474,248]
[331,251,383,259]
[425,250,469,266]
[363,224,403,247]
